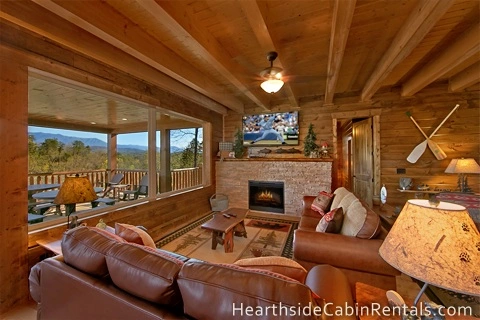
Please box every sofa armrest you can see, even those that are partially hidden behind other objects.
[302,196,320,218]
[306,265,356,320]
[303,196,316,210]
[293,229,399,277]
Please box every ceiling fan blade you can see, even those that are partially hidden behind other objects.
[427,139,447,160]
[407,140,428,163]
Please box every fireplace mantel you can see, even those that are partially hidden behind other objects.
[216,159,332,216]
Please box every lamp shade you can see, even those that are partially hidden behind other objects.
[379,199,480,296]
[445,158,480,174]
[260,79,284,93]
[54,176,98,205]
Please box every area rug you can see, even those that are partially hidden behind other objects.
[156,213,298,264]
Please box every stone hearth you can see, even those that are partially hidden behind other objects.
[216,159,332,216]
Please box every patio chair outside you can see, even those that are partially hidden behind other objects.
[101,173,125,197]
[121,174,148,200]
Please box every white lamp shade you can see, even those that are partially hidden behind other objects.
[379,199,480,296]
[260,79,284,93]
[445,158,480,174]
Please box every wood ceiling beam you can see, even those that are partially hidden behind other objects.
[324,0,356,105]
[32,0,243,113]
[239,0,299,109]
[449,61,480,92]
[0,0,230,114]
[361,0,454,101]
[141,0,269,111]
[402,22,480,97]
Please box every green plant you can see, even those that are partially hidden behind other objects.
[233,128,244,158]
[303,123,318,157]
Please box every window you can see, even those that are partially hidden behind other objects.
[28,72,209,229]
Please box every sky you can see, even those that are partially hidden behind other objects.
[28,126,201,148]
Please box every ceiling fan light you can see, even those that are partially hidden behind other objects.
[261,79,284,93]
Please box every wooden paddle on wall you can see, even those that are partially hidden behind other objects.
[406,104,460,163]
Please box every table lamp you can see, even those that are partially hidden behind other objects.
[444,158,480,193]
[54,175,98,229]
[379,199,479,309]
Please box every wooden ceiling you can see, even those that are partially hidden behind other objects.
[2,0,480,121]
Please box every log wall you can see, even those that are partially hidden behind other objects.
[224,85,480,207]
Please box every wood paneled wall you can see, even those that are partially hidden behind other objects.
[224,85,479,207]
[0,25,223,313]
[0,58,29,315]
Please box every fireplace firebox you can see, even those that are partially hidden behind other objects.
[248,180,285,214]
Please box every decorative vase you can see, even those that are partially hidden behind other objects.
[399,178,413,190]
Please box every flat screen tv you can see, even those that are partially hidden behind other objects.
[242,111,299,146]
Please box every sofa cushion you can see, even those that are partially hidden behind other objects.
[311,191,335,215]
[340,200,381,239]
[234,256,308,283]
[62,226,126,277]
[178,259,326,320]
[336,192,358,213]
[106,243,185,306]
[340,199,366,236]
[330,187,351,209]
[115,223,156,248]
[315,207,344,233]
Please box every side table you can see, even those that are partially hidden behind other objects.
[372,204,397,231]
[37,238,63,256]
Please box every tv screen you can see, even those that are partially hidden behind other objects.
[242,111,299,146]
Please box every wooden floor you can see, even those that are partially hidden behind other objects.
[2,300,37,320]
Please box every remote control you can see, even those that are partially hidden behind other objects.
[229,213,237,217]
[223,213,231,218]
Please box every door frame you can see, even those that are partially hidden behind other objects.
[331,109,382,204]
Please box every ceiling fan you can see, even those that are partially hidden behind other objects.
[259,51,284,94]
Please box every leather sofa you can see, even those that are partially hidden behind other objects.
[29,225,357,320]
[293,187,400,292]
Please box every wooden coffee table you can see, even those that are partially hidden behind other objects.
[201,208,248,253]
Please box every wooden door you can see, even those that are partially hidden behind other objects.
[352,118,373,207]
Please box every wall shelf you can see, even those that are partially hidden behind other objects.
[396,189,441,194]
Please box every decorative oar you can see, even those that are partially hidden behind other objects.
[406,104,460,163]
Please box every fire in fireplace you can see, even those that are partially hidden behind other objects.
[248,180,285,214]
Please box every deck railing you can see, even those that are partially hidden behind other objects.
[28,167,202,193]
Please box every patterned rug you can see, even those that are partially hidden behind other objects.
[157,213,298,264]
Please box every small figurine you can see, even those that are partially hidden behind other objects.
[96,219,107,229]
[319,141,330,158]
[69,216,79,229]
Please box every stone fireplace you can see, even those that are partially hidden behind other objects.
[216,159,332,216]
[249,180,285,213]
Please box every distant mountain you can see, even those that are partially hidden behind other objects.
[29,132,184,153]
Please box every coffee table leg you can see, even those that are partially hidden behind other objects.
[211,231,225,250]
[224,230,234,253]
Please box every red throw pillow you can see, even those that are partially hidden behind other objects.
[315,207,344,233]
[311,191,335,215]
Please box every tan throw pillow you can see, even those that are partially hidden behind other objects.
[331,187,351,209]
[115,223,156,248]
[234,256,308,283]
[315,207,344,233]
[310,191,335,215]
[340,200,381,239]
